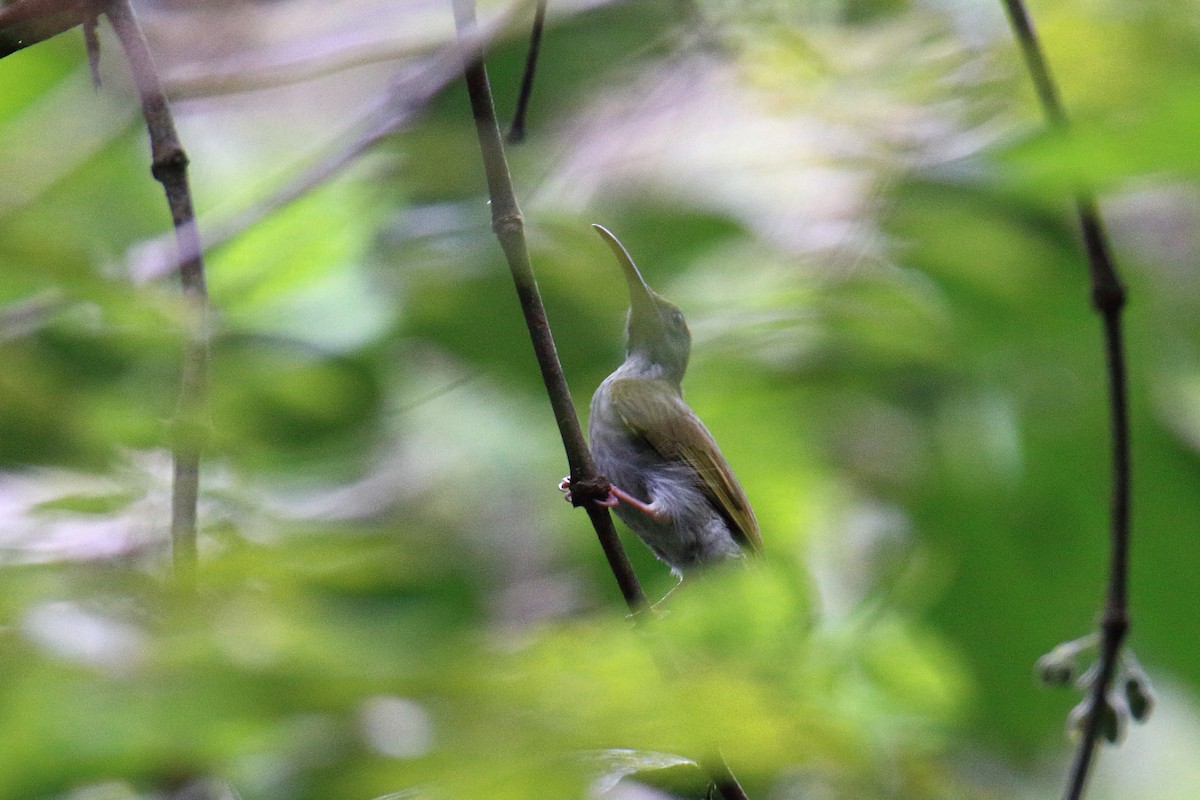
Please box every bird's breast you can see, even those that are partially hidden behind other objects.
[588,380,654,500]
[589,377,732,565]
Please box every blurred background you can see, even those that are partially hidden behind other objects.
[1,0,1199,797]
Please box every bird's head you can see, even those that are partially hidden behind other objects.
[593,224,691,384]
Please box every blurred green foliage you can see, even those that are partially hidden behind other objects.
[1,0,1199,798]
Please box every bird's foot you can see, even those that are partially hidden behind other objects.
[608,485,670,523]
[559,476,620,508]
[558,477,668,522]
[596,492,620,508]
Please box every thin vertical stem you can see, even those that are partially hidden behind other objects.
[506,0,547,142]
[452,7,750,797]
[451,0,646,611]
[998,3,1132,799]
[106,0,209,587]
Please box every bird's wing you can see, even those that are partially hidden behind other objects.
[607,378,762,554]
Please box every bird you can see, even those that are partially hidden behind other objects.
[562,223,761,577]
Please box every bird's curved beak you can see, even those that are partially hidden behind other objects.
[592,224,657,316]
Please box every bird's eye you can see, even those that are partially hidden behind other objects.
[670,310,685,327]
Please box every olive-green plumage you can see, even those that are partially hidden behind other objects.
[587,224,760,575]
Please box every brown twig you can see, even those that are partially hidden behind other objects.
[0,0,94,58]
[452,4,751,798]
[82,11,101,89]
[998,2,1133,799]
[106,0,209,587]
[450,0,646,612]
[505,0,546,143]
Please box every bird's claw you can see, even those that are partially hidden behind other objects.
[558,476,627,510]
[560,475,613,505]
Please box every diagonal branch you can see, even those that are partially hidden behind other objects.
[450,0,646,613]
[505,0,547,143]
[106,0,209,587]
[451,4,749,799]
[999,2,1132,799]
[126,7,522,285]
[0,0,94,58]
